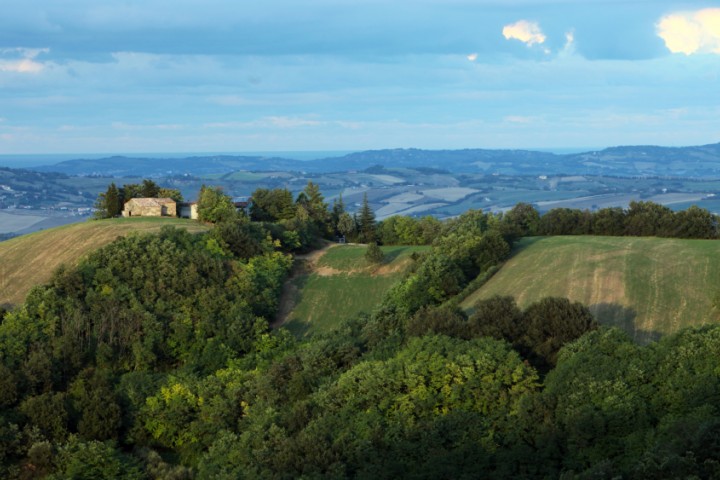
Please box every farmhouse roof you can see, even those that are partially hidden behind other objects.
[127,197,176,207]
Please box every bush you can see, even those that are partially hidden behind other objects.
[365,242,384,264]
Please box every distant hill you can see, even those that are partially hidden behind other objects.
[460,236,720,343]
[28,142,720,177]
[0,217,208,307]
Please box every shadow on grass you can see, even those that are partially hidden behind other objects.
[509,236,544,255]
[589,302,662,344]
[275,274,311,337]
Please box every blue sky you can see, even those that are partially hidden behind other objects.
[0,0,719,154]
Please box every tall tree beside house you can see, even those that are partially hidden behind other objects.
[158,188,183,203]
[196,185,237,223]
[357,192,377,243]
[93,183,121,219]
[105,183,122,217]
[120,183,141,202]
[140,179,161,198]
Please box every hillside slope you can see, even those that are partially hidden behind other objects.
[0,217,207,306]
[277,244,429,336]
[461,236,720,343]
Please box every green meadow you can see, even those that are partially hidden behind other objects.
[462,236,720,343]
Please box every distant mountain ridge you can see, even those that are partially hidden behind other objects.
[28,142,720,178]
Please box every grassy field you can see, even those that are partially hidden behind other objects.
[460,236,720,343]
[280,245,429,337]
[0,217,208,306]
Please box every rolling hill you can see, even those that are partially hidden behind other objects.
[461,236,720,343]
[0,217,208,307]
[276,244,429,337]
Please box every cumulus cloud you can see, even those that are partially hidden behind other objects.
[502,20,546,47]
[0,48,49,73]
[466,53,478,62]
[657,8,720,55]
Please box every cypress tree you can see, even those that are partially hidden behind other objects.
[106,183,121,217]
[358,193,376,243]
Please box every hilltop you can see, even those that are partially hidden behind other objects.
[0,217,207,306]
[461,235,720,343]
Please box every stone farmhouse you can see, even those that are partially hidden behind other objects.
[122,198,177,217]
[122,197,247,220]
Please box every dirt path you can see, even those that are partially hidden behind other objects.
[271,242,338,328]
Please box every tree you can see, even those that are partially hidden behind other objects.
[625,201,673,237]
[250,188,295,222]
[140,179,160,198]
[337,212,356,240]
[197,185,236,223]
[301,181,328,225]
[468,295,524,343]
[357,193,376,243]
[591,207,626,236]
[502,202,540,241]
[365,242,384,264]
[521,297,598,370]
[105,183,121,217]
[93,183,121,219]
[331,195,346,233]
[158,188,183,202]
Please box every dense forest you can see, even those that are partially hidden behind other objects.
[3,183,720,478]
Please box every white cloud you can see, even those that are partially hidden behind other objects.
[657,8,720,55]
[267,116,322,128]
[502,20,546,47]
[559,30,576,57]
[0,47,49,73]
[466,53,478,62]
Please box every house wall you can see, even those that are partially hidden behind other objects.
[178,204,198,220]
[122,199,177,217]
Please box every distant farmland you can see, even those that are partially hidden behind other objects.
[461,236,720,343]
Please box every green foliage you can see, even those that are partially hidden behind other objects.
[357,192,376,243]
[378,215,442,245]
[10,181,720,478]
[336,212,356,239]
[94,183,122,219]
[364,242,384,263]
[49,436,144,479]
[521,297,598,370]
[197,185,237,223]
[501,202,540,240]
[208,217,273,259]
[535,200,719,239]
[250,187,295,222]
[158,187,183,202]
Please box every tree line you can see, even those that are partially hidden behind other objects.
[500,200,720,240]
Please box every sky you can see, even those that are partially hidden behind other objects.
[0,0,719,155]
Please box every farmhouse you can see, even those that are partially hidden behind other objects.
[122,198,177,217]
[178,202,198,220]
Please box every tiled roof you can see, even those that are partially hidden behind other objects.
[127,197,176,207]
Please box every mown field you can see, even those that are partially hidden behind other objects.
[280,244,429,337]
[461,236,720,343]
[0,217,208,306]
